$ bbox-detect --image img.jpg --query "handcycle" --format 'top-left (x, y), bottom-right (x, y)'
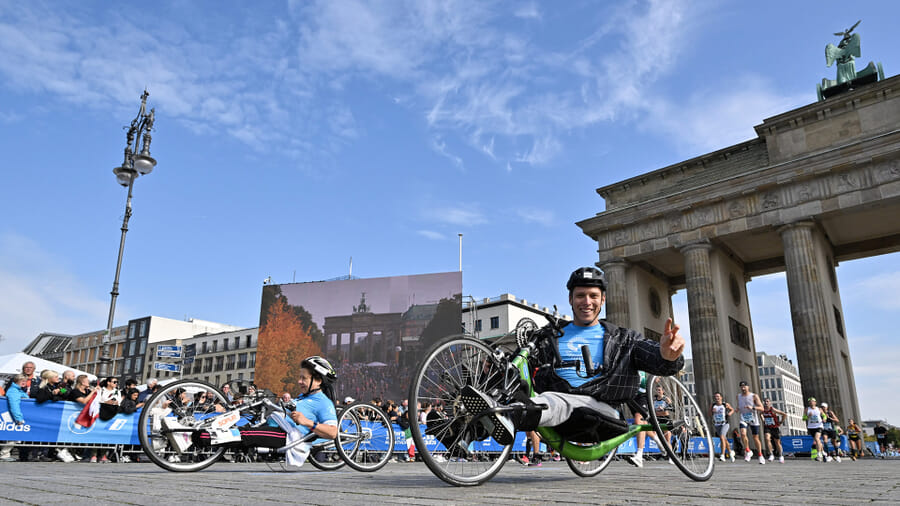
top-left (138, 379), bottom-right (394, 472)
top-left (408, 317), bottom-right (714, 486)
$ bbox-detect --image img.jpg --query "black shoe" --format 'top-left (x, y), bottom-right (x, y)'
top-left (459, 385), bottom-right (516, 445)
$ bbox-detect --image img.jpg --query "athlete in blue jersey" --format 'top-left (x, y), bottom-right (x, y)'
top-left (462, 267), bottom-right (685, 446)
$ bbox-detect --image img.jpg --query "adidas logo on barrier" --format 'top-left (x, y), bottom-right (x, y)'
top-left (0, 411), bottom-right (31, 432)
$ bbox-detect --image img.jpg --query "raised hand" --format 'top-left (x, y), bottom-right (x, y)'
top-left (660, 318), bottom-right (685, 362)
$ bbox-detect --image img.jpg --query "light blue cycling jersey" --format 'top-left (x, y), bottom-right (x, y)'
top-left (267, 390), bottom-right (337, 435)
top-left (555, 323), bottom-right (605, 388)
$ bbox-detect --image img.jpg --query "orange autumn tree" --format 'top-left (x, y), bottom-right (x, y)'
top-left (255, 297), bottom-right (322, 395)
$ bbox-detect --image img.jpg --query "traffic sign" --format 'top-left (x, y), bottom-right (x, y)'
top-left (157, 345), bottom-right (182, 353)
top-left (157, 350), bottom-right (182, 358)
top-left (183, 343), bottom-right (196, 358)
top-left (154, 362), bottom-right (181, 372)
top-left (183, 357), bottom-right (195, 365)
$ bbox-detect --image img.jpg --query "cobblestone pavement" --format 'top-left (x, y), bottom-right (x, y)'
top-left (0, 456), bottom-right (897, 505)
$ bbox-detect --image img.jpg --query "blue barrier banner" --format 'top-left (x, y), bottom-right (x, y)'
top-left (781, 435), bottom-right (848, 453)
top-left (1, 397), bottom-right (140, 445)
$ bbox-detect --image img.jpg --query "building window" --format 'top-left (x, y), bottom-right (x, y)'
top-left (139, 340), bottom-right (146, 354)
top-left (238, 372), bottom-right (244, 381)
top-left (139, 320), bottom-right (147, 337)
top-left (475, 320), bottom-right (482, 332)
top-left (234, 337), bottom-right (240, 349)
top-left (202, 342), bottom-right (208, 354)
top-left (246, 335), bottom-right (252, 348)
top-left (490, 316), bottom-right (500, 330)
top-left (212, 340), bottom-right (218, 352)
top-left (215, 356), bottom-right (224, 370)
top-left (249, 352), bottom-right (256, 368)
top-left (135, 357), bottom-right (142, 373)
top-left (834, 306), bottom-right (845, 338)
top-left (223, 339), bottom-right (229, 351)
top-left (129, 323), bottom-right (136, 338)
top-left (238, 353), bottom-right (248, 369)
top-left (226, 355), bottom-right (236, 369)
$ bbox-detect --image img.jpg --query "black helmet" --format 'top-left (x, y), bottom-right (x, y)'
top-left (566, 267), bottom-right (607, 292)
top-left (301, 356), bottom-right (337, 383)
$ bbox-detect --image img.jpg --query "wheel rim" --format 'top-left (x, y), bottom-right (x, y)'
top-left (409, 336), bottom-right (512, 486)
top-left (566, 446), bottom-right (616, 477)
top-left (337, 403), bottom-right (394, 472)
top-left (138, 380), bottom-right (228, 472)
top-left (648, 375), bottom-right (714, 480)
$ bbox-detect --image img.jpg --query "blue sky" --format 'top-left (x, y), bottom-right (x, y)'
top-left (1, 1), bottom-right (898, 422)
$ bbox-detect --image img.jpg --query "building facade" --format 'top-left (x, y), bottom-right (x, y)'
top-left (148, 327), bottom-right (258, 387)
top-left (462, 294), bottom-right (570, 340)
top-left (756, 352), bottom-right (805, 435)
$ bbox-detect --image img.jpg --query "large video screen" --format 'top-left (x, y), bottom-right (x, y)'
top-left (256, 272), bottom-right (462, 404)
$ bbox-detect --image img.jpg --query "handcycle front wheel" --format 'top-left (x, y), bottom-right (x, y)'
top-left (335, 401), bottom-right (395, 472)
top-left (409, 334), bottom-right (512, 486)
top-left (307, 406), bottom-right (346, 471)
top-left (566, 445), bottom-right (617, 477)
top-left (647, 374), bottom-right (714, 481)
top-left (138, 379), bottom-right (229, 472)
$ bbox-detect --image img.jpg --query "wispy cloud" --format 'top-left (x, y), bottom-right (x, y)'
top-left (0, 233), bottom-right (110, 354)
top-left (848, 271), bottom-right (900, 310)
top-left (417, 230), bottom-right (446, 241)
top-left (514, 3), bottom-right (542, 21)
top-left (515, 208), bottom-right (555, 227)
top-left (424, 204), bottom-right (487, 226)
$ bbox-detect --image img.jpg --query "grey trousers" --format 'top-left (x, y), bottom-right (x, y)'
top-left (532, 392), bottom-right (620, 427)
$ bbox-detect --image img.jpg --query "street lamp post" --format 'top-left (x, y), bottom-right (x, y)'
top-left (99, 91), bottom-right (157, 379)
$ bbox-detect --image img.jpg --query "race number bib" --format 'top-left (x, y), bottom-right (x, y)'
top-left (763, 414), bottom-right (775, 426)
top-left (713, 412), bottom-right (726, 424)
top-left (654, 400), bottom-right (667, 412)
top-left (808, 412), bottom-right (820, 424)
top-left (741, 411), bottom-right (754, 423)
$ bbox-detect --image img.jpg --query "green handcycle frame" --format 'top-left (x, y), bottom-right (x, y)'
top-left (409, 330), bottom-right (714, 486)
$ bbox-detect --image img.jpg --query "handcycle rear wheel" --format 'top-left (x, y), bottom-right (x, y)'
top-left (307, 407), bottom-right (346, 471)
top-left (647, 375), bottom-right (714, 481)
top-left (335, 401), bottom-right (395, 472)
top-left (566, 445), bottom-right (617, 477)
top-left (409, 334), bottom-right (512, 486)
top-left (138, 379), bottom-right (229, 472)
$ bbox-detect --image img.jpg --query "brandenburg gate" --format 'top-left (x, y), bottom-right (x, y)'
top-left (577, 74), bottom-right (900, 421)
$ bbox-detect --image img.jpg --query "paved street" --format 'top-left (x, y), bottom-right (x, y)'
top-left (1, 456), bottom-right (897, 505)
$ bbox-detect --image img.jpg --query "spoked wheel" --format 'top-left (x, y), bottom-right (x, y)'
top-left (138, 379), bottom-right (229, 472)
top-left (647, 375), bottom-right (714, 481)
top-left (336, 401), bottom-right (395, 472)
top-left (307, 407), bottom-right (346, 471)
top-left (566, 445), bottom-right (617, 477)
top-left (409, 334), bottom-right (513, 486)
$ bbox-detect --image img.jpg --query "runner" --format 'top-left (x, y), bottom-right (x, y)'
top-left (652, 383), bottom-right (676, 466)
top-left (820, 402), bottom-right (841, 463)
top-left (710, 392), bottom-right (735, 462)
top-left (803, 397), bottom-right (826, 462)
top-left (736, 381), bottom-right (765, 464)
top-left (845, 418), bottom-right (863, 461)
top-left (624, 371), bottom-right (664, 469)
top-left (873, 421), bottom-right (888, 458)
top-left (761, 398), bottom-right (786, 463)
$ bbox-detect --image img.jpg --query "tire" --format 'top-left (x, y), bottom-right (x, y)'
top-left (409, 334), bottom-right (512, 486)
top-left (336, 402), bottom-right (395, 472)
top-left (307, 407), bottom-right (347, 471)
top-left (647, 375), bottom-right (715, 481)
top-left (566, 445), bottom-right (617, 477)
top-left (138, 379), bottom-right (228, 472)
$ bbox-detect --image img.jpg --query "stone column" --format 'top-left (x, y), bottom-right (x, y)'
top-left (681, 241), bottom-right (723, 413)
top-left (601, 260), bottom-right (630, 327)
top-left (779, 222), bottom-right (840, 412)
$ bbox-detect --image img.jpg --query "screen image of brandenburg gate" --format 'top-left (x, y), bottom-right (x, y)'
top-left (577, 74), bottom-right (899, 423)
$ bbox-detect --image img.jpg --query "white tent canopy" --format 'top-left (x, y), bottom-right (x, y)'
top-left (0, 352), bottom-right (97, 382)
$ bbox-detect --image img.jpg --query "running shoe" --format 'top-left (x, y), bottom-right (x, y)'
top-left (730, 453), bottom-right (735, 463)
top-left (826, 455), bottom-right (834, 463)
top-left (744, 451), bottom-right (752, 462)
top-left (779, 456), bottom-right (785, 463)
top-left (758, 455), bottom-right (765, 465)
top-left (816, 455), bottom-right (823, 462)
top-left (835, 456), bottom-right (841, 463)
top-left (768, 454), bottom-right (774, 462)
top-left (624, 455), bottom-right (643, 468)
top-left (719, 454), bottom-right (726, 462)
top-left (90, 456), bottom-right (98, 463)
top-left (520, 456), bottom-right (530, 466)
top-left (552, 454), bottom-right (561, 462)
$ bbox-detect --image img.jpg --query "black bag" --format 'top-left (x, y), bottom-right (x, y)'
top-left (99, 403), bottom-right (119, 421)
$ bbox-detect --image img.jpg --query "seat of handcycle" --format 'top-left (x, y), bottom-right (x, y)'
top-left (550, 401), bottom-right (629, 444)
